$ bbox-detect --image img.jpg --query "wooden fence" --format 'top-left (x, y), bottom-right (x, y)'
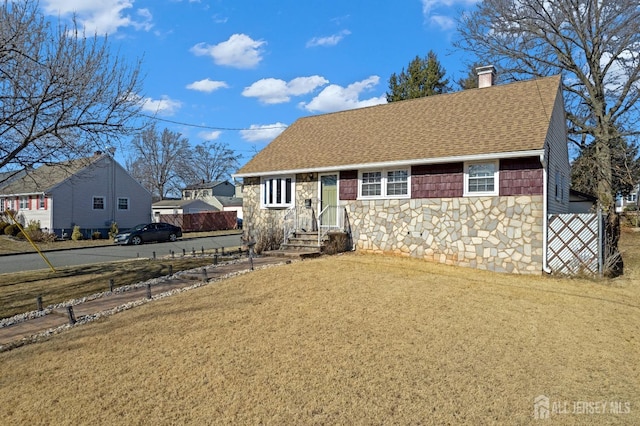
top-left (547, 213), bottom-right (603, 276)
top-left (159, 211), bottom-right (237, 232)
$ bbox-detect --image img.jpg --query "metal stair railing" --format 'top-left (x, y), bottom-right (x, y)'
top-left (317, 205), bottom-right (345, 246)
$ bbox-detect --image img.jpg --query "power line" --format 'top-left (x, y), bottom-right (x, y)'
top-left (138, 113), bottom-right (288, 131)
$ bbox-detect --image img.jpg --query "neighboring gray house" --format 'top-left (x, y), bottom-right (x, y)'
top-left (152, 199), bottom-right (218, 221)
top-left (234, 69), bottom-right (570, 274)
top-left (0, 152), bottom-right (152, 238)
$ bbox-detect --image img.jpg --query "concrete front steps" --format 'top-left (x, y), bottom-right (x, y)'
top-left (264, 231), bottom-right (324, 259)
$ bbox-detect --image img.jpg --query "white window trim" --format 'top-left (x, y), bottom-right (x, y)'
top-left (92, 195), bottom-right (106, 210)
top-left (38, 194), bottom-right (46, 210)
top-left (117, 197), bottom-right (129, 210)
top-left (463, 160), bottom-right (499, 197)
top-left (358, 168), bottom-right (411, 200)
top-left (261, 175), bottom-right (295, 209)
top-left (19, 196), bottom-right (29, 210)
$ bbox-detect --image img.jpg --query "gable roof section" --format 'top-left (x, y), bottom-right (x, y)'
top-left (236, 75), bottom-right (562, 177)
top-left (213, 195), bottom-right (243, 207)
top-left (152, 199), bottom-right (218, 210)
top-left (0, 156), bottom-right (99, 195)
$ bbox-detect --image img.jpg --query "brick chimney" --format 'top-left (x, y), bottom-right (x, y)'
top-left (476, 65), bottom-right (496, 88)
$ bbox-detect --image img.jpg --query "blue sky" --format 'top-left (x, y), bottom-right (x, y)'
top-left (41, 0), bottom-right (479, 170)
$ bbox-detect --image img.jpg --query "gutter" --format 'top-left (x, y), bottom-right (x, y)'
top-left (540, 150), bottom-right (552, 274)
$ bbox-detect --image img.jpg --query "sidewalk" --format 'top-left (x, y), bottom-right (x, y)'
top-left (0, 256), bottom-right (289, 351)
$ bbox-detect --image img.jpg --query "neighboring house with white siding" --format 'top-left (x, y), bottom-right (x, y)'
top-left (615, 184), bottom-right (640, 212)
top-left (0, 152), bottom-right (152, 238)
top-left (152, 199), bottom-right (218, 221)
top-left (181, 180), bottom-right (243, 219)
top-left (234, 68), bottom-right (570, 274)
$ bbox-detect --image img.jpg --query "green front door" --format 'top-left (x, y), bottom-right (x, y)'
top-left (320, 174), bottom-right (338, 226)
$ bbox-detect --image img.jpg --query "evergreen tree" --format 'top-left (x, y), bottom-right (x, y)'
top-left (386, 51), bottom-right (449, 102)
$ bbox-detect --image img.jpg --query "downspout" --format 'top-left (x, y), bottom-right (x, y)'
top-left (541, 150), bottom-right (552, 274)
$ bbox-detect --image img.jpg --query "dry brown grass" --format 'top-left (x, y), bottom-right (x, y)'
top-left (0, 257), bottom-right (225, 319)
top-left (0, 232), bottom-right (638, 424)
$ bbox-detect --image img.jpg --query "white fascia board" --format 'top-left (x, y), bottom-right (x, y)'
top-left (233, 149), bottom-right (546, 178)
top-left (0, 191), bottom-right (46, 197)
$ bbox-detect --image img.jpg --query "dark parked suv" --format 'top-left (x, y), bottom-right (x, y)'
top-left (114, 222), bottom-right (182, 245)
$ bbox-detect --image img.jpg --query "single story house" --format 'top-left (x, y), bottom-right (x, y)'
top-left (152, 199), bottom-right (218, 221)
top-left (0, 152), bottom-right (152, 238)
top-left (569, 189), bottom-right (598, 213)
top-left (234, 67), bottom-right (570, 274)
top-left (206, 195), bottom-right (243, 219)
top-left (182, 180), bottom-right (236, 200)
top-left (181, 180), bottom-right (243, 219)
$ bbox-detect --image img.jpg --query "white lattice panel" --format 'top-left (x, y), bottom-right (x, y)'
top-left (547, 214), bottom-right (601, 275)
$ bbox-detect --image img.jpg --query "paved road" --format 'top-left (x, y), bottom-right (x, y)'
top-left (0, 233), bottom-right (245, 274)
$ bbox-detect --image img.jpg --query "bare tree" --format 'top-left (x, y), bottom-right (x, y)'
top-left (178, 141), bottom-right (242, 185)
top-left (0, 0), bottom-right (143, 179)
top-left (127, 124), bottom-right (190, 200)
top-left (456, 0), bottom-right (640, 276)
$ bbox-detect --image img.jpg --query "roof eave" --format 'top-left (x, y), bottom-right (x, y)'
top-left (233, 149), bottom-right (546, 178)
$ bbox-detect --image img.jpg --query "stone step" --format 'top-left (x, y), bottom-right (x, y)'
top-left (280, 242), bottom-right (324, 252)
top-left (263, 249), bottom-right (322, 259)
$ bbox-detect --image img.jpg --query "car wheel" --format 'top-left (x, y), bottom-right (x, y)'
top-left (131, 236), bottom-right (143, 245)
top-left (168, 233), bottom-right (177, 242)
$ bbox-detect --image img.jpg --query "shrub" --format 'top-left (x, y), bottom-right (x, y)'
top-left (25, 220), bottom-right (40, 232)
top-left (4, 224), bottom-right (18, 236)
top-left (108, 222), bottom-right (118, 239)
top-left (0, 221), bottom-right (8, 233)
top-left (252, 213), bottom-right (283, 254)
top-left (71, 225), bottom-right (83, 241)
top-left (92, 231), bottom-right (102, 240)
top-left (16, 230), bottom-right (26, 240)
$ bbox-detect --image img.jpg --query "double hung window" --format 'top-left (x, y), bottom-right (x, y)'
top-left (359, 169), bottom-right (409, 199)
top-left (118, 198), bottom-right (129, 210)
top-left (464, 161), bottom-right (498, 196)
top-left (93, 196), bottom-right (105, 210)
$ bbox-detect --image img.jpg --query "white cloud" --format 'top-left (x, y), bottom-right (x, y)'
top-left (186, 78), bottom-right (229, 93)
top-left (242, 76), bottom-right (328, 104)
top-left (191, 34), bottom-right (266, 69)
top-left (430, 15), bottom-right (456, 30)
top-left (421, 0), bottom-right (479, 15)
top-left (198, 130), bottom-right (222, 141)
top-left (421, 0), bottom-right (478, 29)
top-left (300, 76), bottom-right (387, 113)
top-left (140, 95), bottom-right (182, 116)
top-left (306, 30), bottom-right (351, 48)
top-left (42, 0), bottom-right (153, 35)
top-left (240, 123), bottom-right (288, 142)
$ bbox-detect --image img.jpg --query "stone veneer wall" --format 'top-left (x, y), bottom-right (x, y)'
top-left (345, 195), bottom-right (544, 274)
top-left (242, 174), bottom-right (318, 241)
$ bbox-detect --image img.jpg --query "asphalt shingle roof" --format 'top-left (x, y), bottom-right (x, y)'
top-left (0, 157), bottom-right (99, 195)
top-left (237, 75), bottom-right (562, 176)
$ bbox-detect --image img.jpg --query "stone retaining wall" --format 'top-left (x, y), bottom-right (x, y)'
top-left (345, 195), bottom-right (544, 274)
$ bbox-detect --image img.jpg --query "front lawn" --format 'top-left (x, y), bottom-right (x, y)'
top-left (0, 231), bottom-right (638, 424)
